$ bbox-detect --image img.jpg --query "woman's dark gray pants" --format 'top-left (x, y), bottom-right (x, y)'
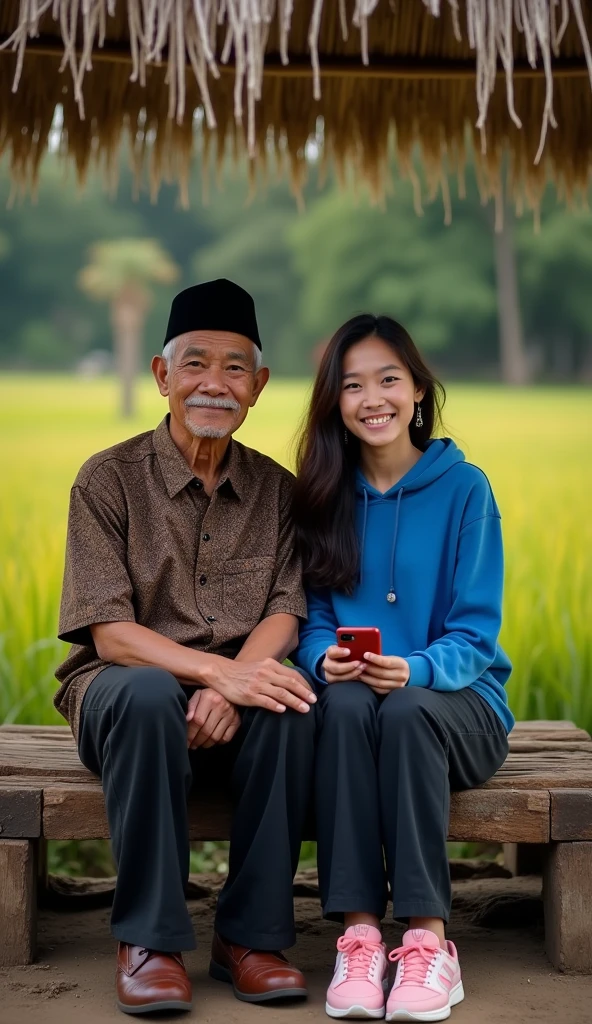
top-left (78, 665), bottom-right (317, 952)
top-left (315, 682), bottom-right (508, 924)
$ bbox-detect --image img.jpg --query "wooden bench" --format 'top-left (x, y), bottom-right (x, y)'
top-left (1, 720), bottom-right (592, 972)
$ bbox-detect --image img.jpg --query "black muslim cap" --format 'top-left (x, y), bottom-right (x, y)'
top-left (164, 279), bottom-right (262, 350)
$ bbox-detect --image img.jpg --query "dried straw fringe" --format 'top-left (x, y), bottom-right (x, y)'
top-left (2, 49), bottom-right (591, 218)
top-left (1, 0), bottom-right (592, 160)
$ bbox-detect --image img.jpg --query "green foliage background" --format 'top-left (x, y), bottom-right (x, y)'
top-left (1, 156), bottom-right (591, 379)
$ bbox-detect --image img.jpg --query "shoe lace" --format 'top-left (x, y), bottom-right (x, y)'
top-left (388, 942), bottom-right (436, 985)
top-left (337, 935), bottom-right (381, 979)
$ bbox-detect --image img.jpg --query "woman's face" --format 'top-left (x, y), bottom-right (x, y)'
top-left (339, 335), bottom-right (425, 448)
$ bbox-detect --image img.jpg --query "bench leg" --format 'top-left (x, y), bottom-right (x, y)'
top-left (544, 841), bottom-right (592, 973)
top-left (503, 842), bottom-right (545, 875)
top-left (37, 838), bottom-right (48, 894)
top-left (0, 839), bottom-right (38, 966)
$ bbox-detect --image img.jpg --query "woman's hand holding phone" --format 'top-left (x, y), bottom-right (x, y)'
top-left (322, 646), bottom-right (366, 683)
top-left (325, 627), bottom-right (410, 692)
top-left (359, 653), bottom-right (410, 695)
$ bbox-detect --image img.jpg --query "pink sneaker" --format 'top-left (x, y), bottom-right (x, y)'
top-left (326, 924), bottom-right (388, 1019)
top-left (385, 929), bottom-right (464, 1022)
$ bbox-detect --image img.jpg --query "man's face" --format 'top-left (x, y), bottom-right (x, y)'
top-left (152, 331), bottom-right (269, 440)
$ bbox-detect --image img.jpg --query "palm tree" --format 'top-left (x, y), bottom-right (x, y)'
top-left (78, 239), bottom-right (179, 417)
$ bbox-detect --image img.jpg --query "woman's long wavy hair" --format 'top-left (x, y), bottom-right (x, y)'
top-left (292, 314), bottom-right (446, 594)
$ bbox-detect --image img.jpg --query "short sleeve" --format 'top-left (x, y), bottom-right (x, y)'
top-left (262, 473), bottom-right (307, 620)
top-left (58, 482), bottom-right (136, 647)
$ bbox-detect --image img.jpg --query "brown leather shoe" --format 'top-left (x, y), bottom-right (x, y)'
top-left (116, 942), bottom-right (193, 1014)
top-left (209, 932), bottom-right (307, 1003)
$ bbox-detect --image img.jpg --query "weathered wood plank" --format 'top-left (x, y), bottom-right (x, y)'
top-left (2, 721), bottom-right (589, 748)
top-left (2, 722), bottom-right (590, 788)
top-left (511, 721), bottom-right (583, 732)
top-left (0, 722), bottom-right (588, 851)
top-left (42, 786), bottom-right (235, 841)
top-left (41, 784), bottom-right (550, 843)
top-left (484, 747), bottom-right (592, 789)
top-left (510, 730), bottom-right (591, 745)
top-left (0, 786), bottom-right (42, 838)
top-left (7, 741), bottom-right (591, 785)
top-left (0, 725), bottom-right (72, 737)
top-left (449, 790), bottom-right (550, 843)
top-left (0, 749), bottom-right (95, 782)
top-left (485, 771), bottom-right (592, 790)
top-left (508, 741), bottom-right (592, 753)
top-left (544, 842), bottom-right (592, 973)
top-left (551, 790), bottom-right (592, 841)
top-left (0, 839), bottom-right (37, 966)
top-left (2, 720), bottom-right (588, 739)
top-left (43, 785), bottom-right (107, 839)
top-left (0, 773), bottom-right (98, 789)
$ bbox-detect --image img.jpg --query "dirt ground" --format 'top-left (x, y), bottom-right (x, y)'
top-left (1, 875), bottom-right (590, 1024)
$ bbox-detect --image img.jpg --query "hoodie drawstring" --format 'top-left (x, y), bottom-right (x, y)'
top-left (360, 485), bottom-right (404, 603)
top-left (359, 488), bottom-right (369, 588)
top-left (387, 487), bottom-right (404, 603)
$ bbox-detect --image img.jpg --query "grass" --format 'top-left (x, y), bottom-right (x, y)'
top-left (1, 374), bottom-right (590, 875)
top-left (1, 374), bottom-right (591, 732)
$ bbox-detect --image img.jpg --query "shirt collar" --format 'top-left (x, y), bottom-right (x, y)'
top-left (217, 437), bottom-right (243, 501)
top-left (153, 416), bottom-right (242, 501)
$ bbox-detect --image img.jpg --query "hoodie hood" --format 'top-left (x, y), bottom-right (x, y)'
top-left (355, 438), bottom-right (465, 500)
top-left (355, 439), bottom-right (465, 602)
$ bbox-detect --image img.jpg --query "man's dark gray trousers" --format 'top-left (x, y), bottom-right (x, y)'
top-left (78, 665), bottom-right (318, 952)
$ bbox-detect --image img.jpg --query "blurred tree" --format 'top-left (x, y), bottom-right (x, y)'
top-left (493, 207), bottom-right (530, 385)
top-left (287, 180), bottom-right (498, 373)
top-left (78, 239), bottom-right (179, 416)
top-left (192, 177), bottom-right (306, 375)
top-left (108, 170), bottom-right (217, 360)
top-left (517, 204), bottom-right (592, 381)
top-left (0, 163), bottom-right (144, 367)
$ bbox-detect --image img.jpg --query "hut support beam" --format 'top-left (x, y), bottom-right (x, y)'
top-left (1, 41), bottom-right (591, 80)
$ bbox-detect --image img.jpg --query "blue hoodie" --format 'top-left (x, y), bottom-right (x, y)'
top-left (294, 438), bottom-right (514, 733)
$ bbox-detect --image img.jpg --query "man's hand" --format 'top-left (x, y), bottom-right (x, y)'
top-left (359, 652), bottom-right (410, 695)
top-left (186, 689), bottom-right (241, 749)
top-left (207, 656), bottom-right (317, 714)
top-left (322, 645), bottom-right (366, 684)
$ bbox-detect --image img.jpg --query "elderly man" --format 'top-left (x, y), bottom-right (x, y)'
top-left (55, 280), bottom-right (318, 1016)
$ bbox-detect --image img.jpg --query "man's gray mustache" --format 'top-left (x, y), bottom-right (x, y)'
top-left (185, 397), bottom-right (240, 412)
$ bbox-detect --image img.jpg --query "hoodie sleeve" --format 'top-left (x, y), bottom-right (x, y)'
top-left (293, 587), bottom-right (338, 687)
top-left (406, 509), bottom-right (505, 691)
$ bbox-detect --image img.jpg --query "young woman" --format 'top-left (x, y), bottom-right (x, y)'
top-left (292, 315), bottom-right (513, 1023)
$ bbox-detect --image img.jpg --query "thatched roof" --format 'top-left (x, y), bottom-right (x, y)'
top-left (1, 1), bottom-right (591, 215)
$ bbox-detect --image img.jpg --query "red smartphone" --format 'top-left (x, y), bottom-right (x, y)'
top-left (336, 627), bottom-right (382, 664)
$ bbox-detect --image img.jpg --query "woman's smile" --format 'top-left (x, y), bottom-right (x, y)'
top-left (360, 412), bottom-right (396, 429)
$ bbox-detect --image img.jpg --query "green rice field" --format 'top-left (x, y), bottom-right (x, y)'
top-left (1, 375), bottom-right (591, 734)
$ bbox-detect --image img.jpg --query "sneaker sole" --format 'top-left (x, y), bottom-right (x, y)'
top-left (209, 959), bottom-right (308, 1003)
top-left (325, 1002), bottom-right (385, 1019)
top-left (117, 999), bottom-right (192, 1014)
top-left (385, 981), bottom-right (464, 1022)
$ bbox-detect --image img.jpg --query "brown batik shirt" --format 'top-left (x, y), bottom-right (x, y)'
top-left (55, 415), bottom-right (307, 739)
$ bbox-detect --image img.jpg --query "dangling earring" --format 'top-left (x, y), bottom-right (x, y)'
top-left (415, 403), bottom-right (423, 429)
top-left (344, 428), bottom-right (349, 445)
